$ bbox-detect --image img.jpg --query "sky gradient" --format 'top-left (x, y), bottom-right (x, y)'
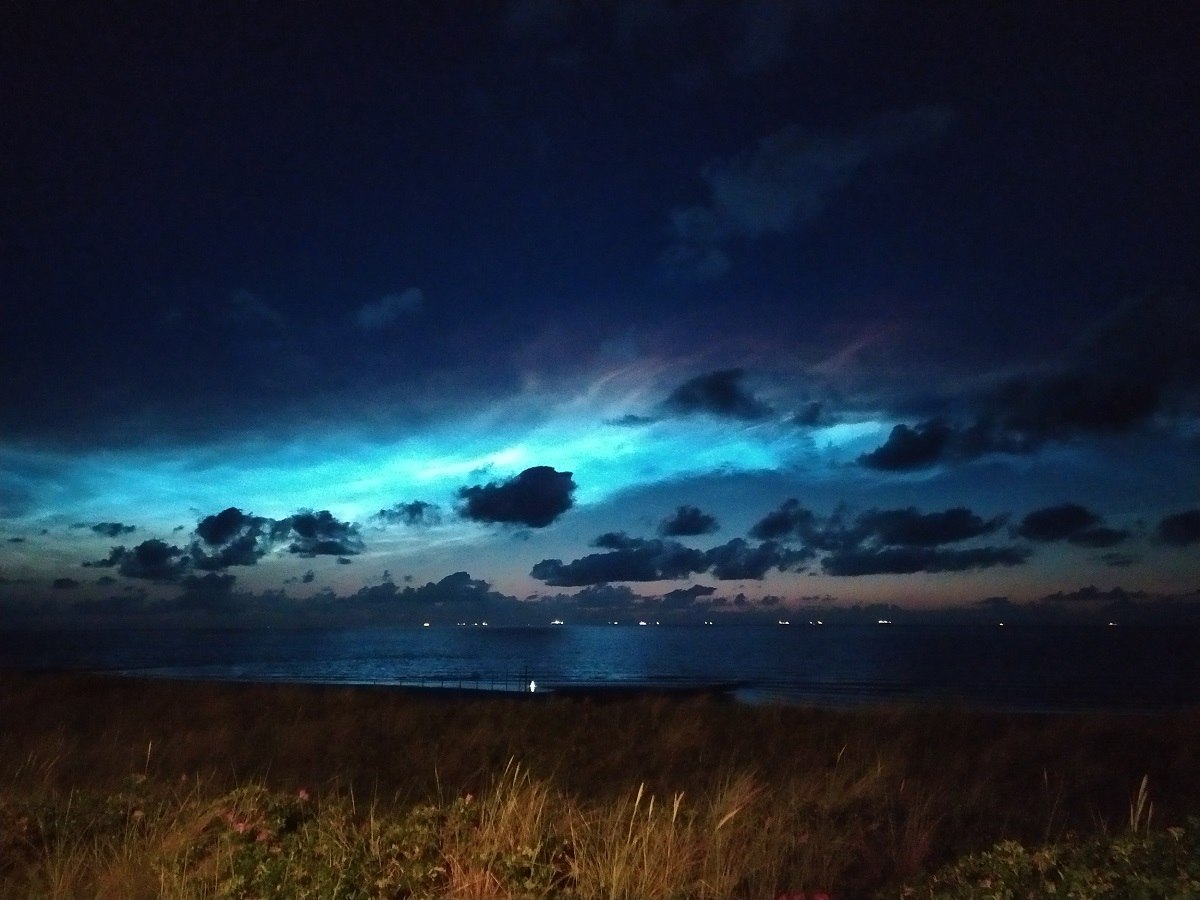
top-left (3, 1), bottom-right (1199, 626)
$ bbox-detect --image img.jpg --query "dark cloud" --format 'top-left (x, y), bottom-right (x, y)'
top-left (172, 572), bottom-right (239, 613)
top-left (704, 538), bottom-right (810, 580)
top-left (860, 291), bottom-right (1200, 470)
top-left (191, 506), bottom-right (273, 570)
top-left (457, 466), bottom-right (575, 528)
top-left (530, 582), bottom-right (726, 621)
top-left (353, 571), bottom-right (509, 611)
top-left (1155, 509), bottom-right (1200, 547)
top-left (660, 584), bottom-right (717, 608)
top-left (1038, 585), bottom-right (1148, 605)
top-left (860, 379), bottom-right (1160, 470)
top-left (91, 522), bottom-right (136, 537)
top-left (664, 369), bottom-right (771, 420)
top-left (590, 531), bottom-right (641, 550)
top-left (990, 373), bottom-right (1159, 438)
top-left (348, 581), bottom-right (396, 605)
top-left (52, 577), bottom-right (79, 589)
top-left (82, 546), bottom-right (125, 568)
top-left (749, 500), bottom-right (1027, 577)
top-left (753, 501), bottom-right (1003, 551)
top-left (658, 504), bottom-right (719, 536)
top-left (190, 532), bottom-right (267, 569)
top-left (195, 507), bottom-right (263, 546)
top-left (410, 571), bottom-right (497, 605)
top-left (1080, 289), bottom-right (1200, 398)
top-left (859, 419), bottom-right (955, 471)
top-left (1100, 552), bottom-right (1136, 568)
top-left (531, 535), bottom-right (706, 586)
top-left (749, 499), bottom-right (819, 542)
top-left (279, 509), bottom-right (364, 557)
top-left (1015, 503), bottom-right (1127, 547)
top-left (532, 530), bottom-right (809, 586)
top-left (116, 539), bottom-right (189, 582)
top-left (878, 415), bottom-right (1037, 471)
top-left (1016, 503), bottom-right (1099, 541)
top-left (186, 505), bottom-right (366, 568)
top-left (1028, 586), bottom-right (1200, 624)
top-left (823, 545), bottom-right (1030, 576)
top-left (791, 401), bottom-right (826, 427)
top-left (856, 507), bottom-right (1005, 547)
top-left (564, 583), bottom-right (643, 612)
top-left (373, 500), bottom-right (441, 526)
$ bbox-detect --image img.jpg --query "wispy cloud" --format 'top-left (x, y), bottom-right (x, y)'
top-left (354, 288), bottom-right (423, 331)
top-left (664, 107), bottom-right (953, 278)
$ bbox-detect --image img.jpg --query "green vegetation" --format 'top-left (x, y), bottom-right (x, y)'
top-left (2, 672), bottom-right (1198, 898)
top-left (903, 820), bottom-right (1200, 899)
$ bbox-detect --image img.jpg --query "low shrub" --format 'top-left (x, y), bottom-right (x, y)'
top-left (901, 818), bottom-right (1200, 900)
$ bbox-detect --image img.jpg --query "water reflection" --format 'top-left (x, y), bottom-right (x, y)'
top-left (2, 623), bottom-right (1198, 712)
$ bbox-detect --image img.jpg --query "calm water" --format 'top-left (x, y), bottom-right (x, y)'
top-left (3, 623), bottom-right (1199, 713)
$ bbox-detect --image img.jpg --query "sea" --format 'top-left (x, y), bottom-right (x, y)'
top-left (2, 623), bottom-right (1199, 713)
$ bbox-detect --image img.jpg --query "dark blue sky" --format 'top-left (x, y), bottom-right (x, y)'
top-left (2, 1), bottom-right (1198, 625)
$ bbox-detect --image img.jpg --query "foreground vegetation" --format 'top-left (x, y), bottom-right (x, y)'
top-left (2, 672), bottom-right (1199, 897)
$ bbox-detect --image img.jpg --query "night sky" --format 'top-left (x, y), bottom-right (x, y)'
top-left (3, 2), bottom-right (1199, 626)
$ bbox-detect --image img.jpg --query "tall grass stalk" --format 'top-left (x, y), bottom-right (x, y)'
top-left (442, 757), bottom-right (564, 898)
top-left (1129, 773), bottom-right (1153, 833)
top-left (569, 780), bottom-right (697, 899)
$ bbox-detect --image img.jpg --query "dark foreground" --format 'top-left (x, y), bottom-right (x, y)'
top-left (2, 671), bottom-right (1199, 897)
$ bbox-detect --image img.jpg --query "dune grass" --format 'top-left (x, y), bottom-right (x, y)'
top-left (1, 671), bottom-right (1198, 897)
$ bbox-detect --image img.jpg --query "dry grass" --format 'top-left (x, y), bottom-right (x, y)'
top-left (2, 671), bottom-right (1199, 897)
